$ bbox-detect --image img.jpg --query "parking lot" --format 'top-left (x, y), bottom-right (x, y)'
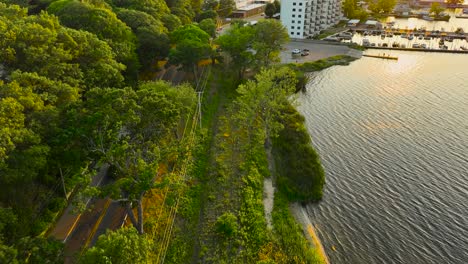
top-left (280, 40), bottom-right (362, 63)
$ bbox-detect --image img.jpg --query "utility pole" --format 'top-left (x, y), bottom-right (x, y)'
top-left (59, 167), bottom-right (68, 201)
top-left (196, 91), bottom-right (203, 129)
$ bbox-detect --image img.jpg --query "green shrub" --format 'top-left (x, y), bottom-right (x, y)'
top-left (273, 104), bottom-right (325, 202)
top-left (270, 192), bottom-right (323, 263)
top-left (215, 212), bottom-right (238, 238)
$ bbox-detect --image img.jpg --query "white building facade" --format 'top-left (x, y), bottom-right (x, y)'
top-left (281, 0), bottom-right (342, 39)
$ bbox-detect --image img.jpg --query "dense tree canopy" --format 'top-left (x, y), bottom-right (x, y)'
top-left (0, 2), bottom-right (198, 261)
top-left (217, 0), bottom-right (235, 18)
top-left (216, 23), bottom-right (254, 77)
top-left (265, 3), bottom-right (276, 18)
top-left (253, 19), bottom-right (289, 67)
top-left (80, 228), bottom-right (152, 264)
top-left (48, 0), bottom-right (139, 81)
top-left (198, 18), bottom-right (216, 37)
top-left (0, 7), bottom-right (126, 238)
top-left (111, 0), bottom-right (170, 18)
top-left (368, 0), bottom-right (396, 14)
top-left (168, 24), bottom-right (211, 78)
top-left (79, 81), bottom-right (196, 233)
top-left (116, 8), bottom-right (170, 68)
top-left (234, 67), bottom-right (297, 143)
top-left (0, 4), bottom-right (124, 89)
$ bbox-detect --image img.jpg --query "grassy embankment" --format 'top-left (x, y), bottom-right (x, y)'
top-left (162, 69), bottom-right (226, 263)
top-left (162, 66), bottom-right (325, 263)
top-left (163, 56), bottom-right (358, 263)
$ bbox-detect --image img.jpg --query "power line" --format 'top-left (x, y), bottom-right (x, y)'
top-left (156, 66), bottom-right (211, 263)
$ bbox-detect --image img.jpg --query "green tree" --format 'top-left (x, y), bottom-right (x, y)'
top-left (369, 0), bottom-right (396, 14)
top-left (234, 67), bottom-right (297, 145)
top-left (196, 9), bottom-right (217, 21)
top-left (190, 0), bottom-right (203, 14)
top-left (203, 0), bottom-right (219, 11)
top-left (430, 2), bottom-right (444, 16)
top-left (116, 8), bottom-right (167, 33)
top-left (199, 18), bottom-right (216, 37)
top-left (218, 0), bottom-right (235, 18)
top-left (15, 236), bottom-right (64, 264)
top-left (0, 233), bottom-right (64, 264)
top-left (216, 23), bottom-right (254, 78)
top-left (273, 0), bottom-right (280, 12)
top-left (80, 228), bottom-right (151, 264)
top-left (50, 0), bottom-right (139, 82)
top-left (252, 19), bottom-right (289, 67)
top-left (169, 0), bottom-right (196, 24)
top-left (170, 23), bottom-right (210, 43)
top-left (136, 27), bottom-right (170, 68)
top-left (0, 4), bottom-right (125, 244)
top-left (0, 207), bottom-right (18, 243)
top-left (343, 0), bottom-right (368, 20)
top-left (0, 242), bottom-right (17, 264)
top-left (343, 0), bottom-right (357, 17)
top-left (0, 0), bottom-right (28, 7)
top-left (264, 3), bottom-right (276, 18)
top-left (116, 9), bottom-right (170, 69)
top-left (111, 0), bottom-right (170, 18)
top-left (81, 82), bottom-right (196, 234)
top-left (161, 13), bottom-right (182, 31)
top-left (169, 24), bottom-right (211, 80)
top-left (0, 9), bottom-right (124, 89)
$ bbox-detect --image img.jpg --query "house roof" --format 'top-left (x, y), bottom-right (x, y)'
top-left (365, 20), bottom-right (379, 25)
top-left (238, 3), bottom-right (264, 11)
top-left (348, 19), bottom-right (360, 24)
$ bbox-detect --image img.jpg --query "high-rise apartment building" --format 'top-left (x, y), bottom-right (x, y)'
top-left (281, 0), bottom-right (342, 39)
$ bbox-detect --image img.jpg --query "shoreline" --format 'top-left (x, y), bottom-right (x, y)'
top-left (281, 56), bottom-right (361, 264)
top-left (290, 203), bottom-right (331, 264)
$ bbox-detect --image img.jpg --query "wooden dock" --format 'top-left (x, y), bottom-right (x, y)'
top-left (351, 27), bottom-right (468, 40)
top-left (365, 46), bottom-right (468, 54)
top-left (363, 54), bottom-right (398, 60)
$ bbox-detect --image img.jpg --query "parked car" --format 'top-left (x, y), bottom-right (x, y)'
top-left (301, 51), bottom-right (309, 56)
top-left (292, 48), bottom-right (301, 54)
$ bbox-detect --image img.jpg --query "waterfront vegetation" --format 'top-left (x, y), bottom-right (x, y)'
top-left (0, 1), bottom-right (330, 263)
top-left (288, 55), bottom-right (357, 72)
top-left (273, 105), bottom-right (325, 202)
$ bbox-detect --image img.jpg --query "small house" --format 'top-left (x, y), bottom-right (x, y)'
top-left (365, 20), bottom-right (382, 29)
top-left (347, 19), bottom-right (360, 27)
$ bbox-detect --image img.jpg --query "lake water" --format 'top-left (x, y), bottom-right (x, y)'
top-left (299, 52), bottom-right (468, 264)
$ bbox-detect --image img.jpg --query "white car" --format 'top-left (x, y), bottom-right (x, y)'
top-left (292, 49), bottom-right (301, 54)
